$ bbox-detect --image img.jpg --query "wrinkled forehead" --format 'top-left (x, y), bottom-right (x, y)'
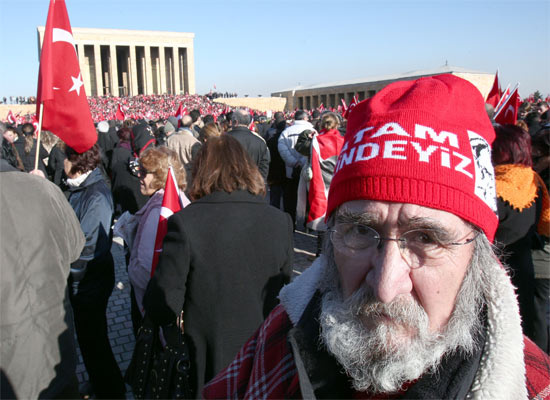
top-left (335, 200), bottom-right (472, 232)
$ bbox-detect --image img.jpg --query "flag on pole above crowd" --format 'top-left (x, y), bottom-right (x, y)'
top-left (115, 104), bottom-right (125, 120)
top-left (494, 84), bottom-right (520, 125)
top-left (36, 0), bottom-right (96, 153)
top-left (493, 83), bottom-right (511, 115)
top-left (151, 166), bottom-right (183, 277)
top-left (343, 94), bottom-right (359, 119)
top-left (6, 110), bottom-right (16, 125)
top-left (175, 103), bottom-right (187, 127)
top-left (486, 70), bottom-right (502, 108)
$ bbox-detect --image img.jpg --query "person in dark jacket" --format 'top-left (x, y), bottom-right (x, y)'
top-left (64, 143), bottom-right (126, 399)
top-left (266, 118), bottom-right (288, 209)
top-left (111, 123), bottom-right (155, 216)
top-left (226, 108), bottom-right (270, 182)
top-left (531, 126), bottom-right (550, 353)
top-left (144, 135), bottom-right (293, 396)
top-left (492, 124), bottom-right (550, 344)
top-left (13, 123), bottom-right (48, 174)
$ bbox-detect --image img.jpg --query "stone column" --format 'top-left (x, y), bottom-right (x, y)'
top-left (186, 44), bottom-right (196, 94)
top-left (172, 47), bottom-right (181, 95)
top-left (144, 46), bottom-right (153, 95)
top-left (77, 43), bottom-right (91, 96)
top-left (93, 44), bottom-right (103, 96)
top-left (158, 46), bottom-right (166, 94)
top-left (109, 45), bottom-right (119, 96)
top-left (129, 45), bottom-right (138, 96)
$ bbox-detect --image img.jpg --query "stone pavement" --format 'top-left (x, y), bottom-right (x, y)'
top-left (75, 227), bottom-right (319, 398)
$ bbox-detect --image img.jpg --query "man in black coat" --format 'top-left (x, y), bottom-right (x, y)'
top-left (227, 109), bottom-right (270, 181)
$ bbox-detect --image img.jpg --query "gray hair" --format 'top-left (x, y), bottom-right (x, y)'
top-left (231, 109), bottom-right (251, 127)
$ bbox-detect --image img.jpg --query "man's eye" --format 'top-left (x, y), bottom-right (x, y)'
top-left (351, 225), bottom-right (373, 237)
top-left (405, 230), bottom-right (439, 245)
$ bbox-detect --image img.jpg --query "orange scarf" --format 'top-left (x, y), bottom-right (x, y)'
top-left (495, 164), bottom-right (550, 237)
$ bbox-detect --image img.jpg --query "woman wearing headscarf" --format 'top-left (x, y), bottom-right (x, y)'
top-left (144, 135), bottom-right (293, 396)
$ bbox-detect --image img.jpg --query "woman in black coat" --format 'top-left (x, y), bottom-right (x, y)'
top-left (144, 135), bottom-right (294, 396)
top-left (493, 124), bottom-right (550, 345)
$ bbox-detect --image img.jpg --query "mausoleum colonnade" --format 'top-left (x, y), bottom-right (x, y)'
top-left (37, 27), bottom-right (196, 97)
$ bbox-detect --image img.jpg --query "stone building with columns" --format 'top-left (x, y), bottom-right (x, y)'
top-left (271, 65), bottom-right (494, 111)
top-left (37, 27), bottom-right (196, 97)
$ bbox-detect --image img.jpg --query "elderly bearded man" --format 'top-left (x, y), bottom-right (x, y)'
top-left (203, 75), bottom-right (550, 399)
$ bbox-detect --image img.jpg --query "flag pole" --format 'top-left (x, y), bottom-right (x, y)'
top-left (493, 83), bottom-right (511, 116)
top-left (494, 83), bottom-right (520, 120)
top-left (33, 102), bottom-right (45, 171)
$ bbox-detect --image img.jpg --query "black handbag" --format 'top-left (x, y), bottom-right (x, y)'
top-left (125, 313), bottom-right (194, 399)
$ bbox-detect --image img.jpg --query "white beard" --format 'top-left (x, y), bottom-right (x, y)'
top-left (319, 242), bottom-right (485, 394)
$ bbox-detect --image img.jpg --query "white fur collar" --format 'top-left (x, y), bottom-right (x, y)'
top-left (279, 256), bottom-right (527, 399)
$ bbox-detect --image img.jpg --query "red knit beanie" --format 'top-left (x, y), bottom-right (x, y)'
top-left (327, 74), bottom-right (498, 241)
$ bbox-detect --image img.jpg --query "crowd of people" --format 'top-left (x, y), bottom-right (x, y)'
top-left (1, 77), bottom-right (549, 399)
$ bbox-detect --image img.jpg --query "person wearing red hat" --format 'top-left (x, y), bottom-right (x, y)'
top-left (202, 74), bottom-right (550, 399)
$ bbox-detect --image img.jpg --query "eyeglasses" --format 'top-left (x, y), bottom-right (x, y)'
top-left (137, 166), bottom-right (150, 178)
top-left (329, 223), bottom-right (478, 269)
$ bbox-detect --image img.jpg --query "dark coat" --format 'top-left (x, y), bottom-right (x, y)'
top-left (144, 190), bottom-right (293, 396)
top-left (46, 144), bottom-right (67, 189)
top-left (495, 166), bottom-right (546, 339)
top-left (67, 168), bottom-right (115, 287)
top-left (110, 145), bottom-right (149, 215)
top-left (227, 126), bottom-right (270, 181)
top-left (495, 187), bottom-right (543, 340)
top-left (13, 137), bottom-right (48, 174)
top-left (266, 130), bottom-right (286, 186)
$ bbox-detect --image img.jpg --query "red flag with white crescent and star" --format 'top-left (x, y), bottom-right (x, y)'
top-left (36, 0), bottom-right (96, 153)
top-left (494, 86), bottom-right (519, 125)
top-left (6, 110), bottom-right (16, 125)
top-left (151, 166), bottom-right (183, 277)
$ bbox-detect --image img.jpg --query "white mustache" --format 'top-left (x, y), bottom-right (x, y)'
top-left (345, 284), bottom-right (429, 329)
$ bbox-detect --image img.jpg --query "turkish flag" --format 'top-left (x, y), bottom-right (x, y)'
top-left (151, 167), bottom-right (183, 277)
top-left (343, 95), bottom-right (359, 119)
top-left (486, 70), bottom-right (501, 108)
top-left (6, 110), bottom-right (15, 125)
top-left (175, 104), bottom-right (187, 128)
top-left (494, 87), bottom-right (519, 125)
top-left (36, 0), bottom-right (96, 153)
top-left (31, 115), bottom-right (40, 137)
top-left (115, 104), bottom-right (125, 120)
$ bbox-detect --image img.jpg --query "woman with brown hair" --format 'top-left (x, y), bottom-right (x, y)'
top-left (199, 121), bottom-right (222, 143)
top-left (13, 123), bottom-right (48, 174)
top-left (63, 143), bottom-right (126, 398)
top-left (127, 146), bottom-right (190, 332)
top-left (144, 135), bottom-right (293, 396)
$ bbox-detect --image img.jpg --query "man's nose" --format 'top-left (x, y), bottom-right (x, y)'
top-left (365, 240), bottom-right (413, 304)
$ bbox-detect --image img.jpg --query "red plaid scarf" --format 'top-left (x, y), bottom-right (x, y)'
top-left (202, 305), bottom-right (300, 399)
top-left (203, 307), bottom-right (550, 399)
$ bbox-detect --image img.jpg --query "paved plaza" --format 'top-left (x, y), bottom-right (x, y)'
top-left (75, 227), bottom-right (318, 398)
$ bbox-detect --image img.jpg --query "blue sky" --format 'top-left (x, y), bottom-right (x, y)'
top-left (0, 0), bottom-right (548, 98)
